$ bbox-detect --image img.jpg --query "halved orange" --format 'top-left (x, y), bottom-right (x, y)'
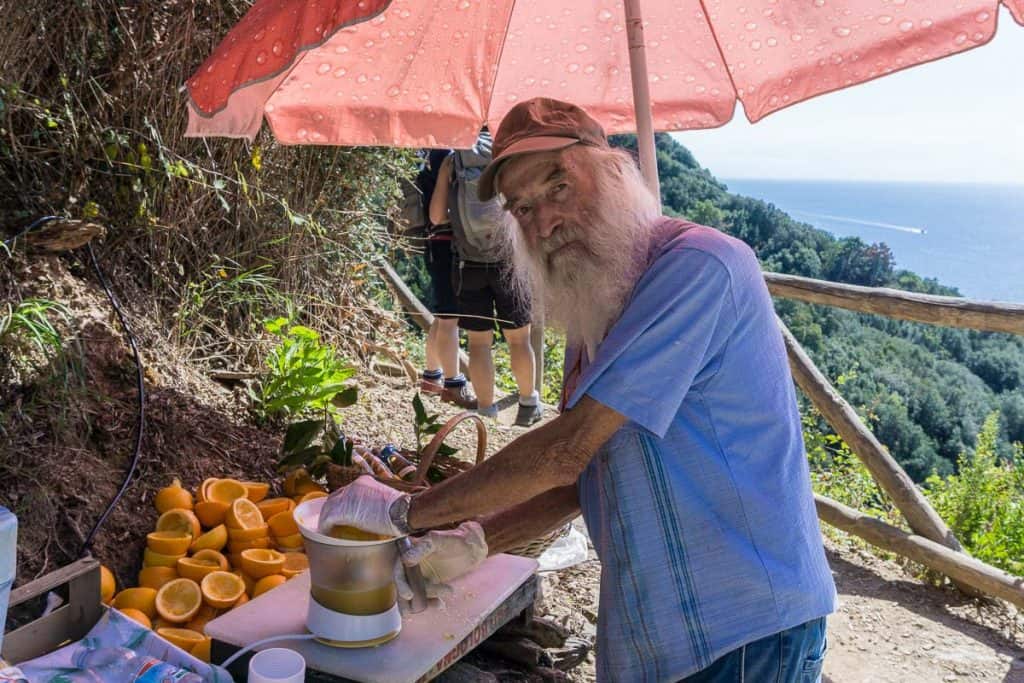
top-left (155, 578), bottom-right (202, 624)
top-left (298, 490), bottom-right (328, 504)
top-left (112, 587), bottom-right (158, 619)
top-left (119, 607), bottom-right (152, 629)
top-left (138, 566), bottom-right (178, 591)
top-left (234, 592), bottom-right (250, 607)
top-left (252, 574), bottom-right (287, 598)
top-left (192, 549), bottom-right (230, 570)
top-left (177, 557), bottom-right (223, 583)
top-left (156, 627), bottom-right (206, 652)
top-left (243, 481), bottom-right (270, 503)
top-left (267, 509), bottom-right (299, 538)
top-left (100, 565), bottom-right (116, 604)
top-left (196, 477), bottom-right (219, 503)
top-left (155, 509), bottom-right (201, 540)
top-left (147, 530), bottom-right (192, 556)
top-left (226, 498), bottom-right (264, 530)
top-left (143, 548), bottom-right (186, 569)
top-left (273, 533), bottom-right (305, 551)
top-left (200, 571), bottom-right (246, 609)
top-left (190, 524), bottom-right (228, 553)
top-left (239, 549), bottom-right (286, 579)
top-left (154, 478), bottom-right (194, 513)
top-left (232, 570), bottom-right (255, 596)
top-left (191, 636), bottom-right (212, 662)
top-left (227, 524), bottom-right (270, 542)
top-left (228, 536), bottom-right (272, 553)
top-left (194, 501), bottom-right (229, 528)
top-left (256, 497), bottom-right (294, 519)
top-left (185, 604), bottom-right (220, 633)
top-left (205, 479), bottom-right (248, 505)
top-left (228, 553), bottom-right (244, 570)
top-left (281, 552), bottom-right (309, 579)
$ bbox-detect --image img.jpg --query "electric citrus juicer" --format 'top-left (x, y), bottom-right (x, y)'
top-left (294, 496), bottom-right (425, 648)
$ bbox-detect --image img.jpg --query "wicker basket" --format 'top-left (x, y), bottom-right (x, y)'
top-left (325, 411), bottom-right (567, 559)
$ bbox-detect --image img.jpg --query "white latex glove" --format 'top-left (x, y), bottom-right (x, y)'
top-left (317, 475), bottom-right (409, 537)
top-left (393, 521), bottom-right (488, 603)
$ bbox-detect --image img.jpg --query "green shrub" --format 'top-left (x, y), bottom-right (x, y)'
top-left (255, 317), bottom-right (357, 419)
top-left (925, 412), bottom-right (1024, 575)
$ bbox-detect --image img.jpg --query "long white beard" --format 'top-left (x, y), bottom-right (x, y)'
top-left (506, 157), bottom-right (660, 356)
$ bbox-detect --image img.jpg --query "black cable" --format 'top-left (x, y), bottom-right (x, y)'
top-left (80, 242), bottom-right (146, 557)
top-left (2, 215), bottom-right (61, 249)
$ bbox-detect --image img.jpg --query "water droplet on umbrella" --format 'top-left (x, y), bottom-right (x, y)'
top-left (954, 32), bottom-right (968, 44)
top-left (791, 33), bottom-right (802, 42)
top-left (357, 74), bottom-right (368, 83)
top-left (767, 37), bottom-right (778, 47)
top-left (317, 63), bottom-right (331, 74)
top-left (253, 30), bottom-right (266, 42)
top-left (833, 26), bottom-right (851, 37)
top-left (423, 104), bottom-right (433, 112)
top-left (265, 103), bottom-right (275, 112)
top-left (386, 86), bottom-right (400, 97)
top-left (898, 21), bottom-right (913, 32)
top-left (597, 9), bottom-right (613, 22)
top-left (335, 45), bottom-right (349, 54)
top-left (442, 83), bottom-right (452, 91)
top-left (256, 52), bottom-right (267, 64)
top-left (813, 0), bottom-right (825, 6)
top-left (695, 85), bottom-right (707, 93)
top-left (400, 9), bottom-right (411, 18)
top-left (567, 63), bottom-right (580, 72)
top-left (334, 68), bottom-right (347, 77)
top-left (584, 64), bottom-right (596, 74)
top-left (314, 24), bottom-right (323, 35)
top-left (313, 112), bottom-right (324, 121)
top-left (972, 32), bottom-right (984, 41)
top-left (921, 19), bottom-right (933, 28)
top-left (877, 15), bottom-right (893, 25)
top-left (576, 43), bottom-right (589, 52)
top-left (975, 11), bottom-right (990, 22)
top-left (272, 41), bottom-right (283, 55)
top-left (297, 128), bottom-right (308, 138)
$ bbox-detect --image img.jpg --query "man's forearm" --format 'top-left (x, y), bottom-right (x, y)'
top-left (407, 396), bottom-right (624, 531)
top-left (481, 485), bottom-right (580, 555)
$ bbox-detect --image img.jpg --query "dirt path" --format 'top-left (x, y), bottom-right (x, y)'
top-left (354, 376), bottom-right (1024, 682)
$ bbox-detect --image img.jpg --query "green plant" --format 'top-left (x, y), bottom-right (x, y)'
top-left (0, 298), bottom-right (69, 355)
top-left (276, 416), bottom-right (354, 479)
top-left (925, 412), bottom-right (1024, 575)
top-left (256, 317), bottom-right (358, 419)
top-left (411, 393), bottom-right (459, 484)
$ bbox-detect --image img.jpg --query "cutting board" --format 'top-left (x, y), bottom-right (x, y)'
top-left (206, 553), bottom-right (538, 683)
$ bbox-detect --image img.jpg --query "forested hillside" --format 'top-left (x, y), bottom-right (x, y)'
top-left (624, 133), bottom-right (1024, 480)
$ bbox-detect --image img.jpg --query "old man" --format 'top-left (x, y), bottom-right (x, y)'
top-left (322, 98), bottom-right (836, 681)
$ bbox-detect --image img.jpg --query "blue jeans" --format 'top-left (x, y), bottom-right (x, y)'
top-left (680, 617), bottom-right (827, 682)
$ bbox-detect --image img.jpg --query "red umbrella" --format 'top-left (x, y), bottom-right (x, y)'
top-left (185, 0), bottom-right (1023, 194)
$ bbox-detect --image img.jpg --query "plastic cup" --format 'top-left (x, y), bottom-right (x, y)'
top-left (248, 648), bottom-right (305, 683)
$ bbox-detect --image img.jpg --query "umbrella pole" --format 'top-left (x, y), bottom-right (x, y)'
top-left (624, 0), bottom-right (661, 201)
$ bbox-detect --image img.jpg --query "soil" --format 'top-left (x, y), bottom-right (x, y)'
top-left (3, 259), bottom-right (1023, 681)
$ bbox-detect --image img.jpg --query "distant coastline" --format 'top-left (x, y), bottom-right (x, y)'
top-left (723, 178), bottom-right (1024, 303)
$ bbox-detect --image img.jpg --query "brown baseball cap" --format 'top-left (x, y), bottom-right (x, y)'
top-left (478, 98), bottom-right (609, 200)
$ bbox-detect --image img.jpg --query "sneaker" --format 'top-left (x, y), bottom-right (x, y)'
top-left (419, 377), bottom-right (444, 395)
top-left (477, 404), bottom-right (499, 419)
top-left (514, 402), bottom-right (543, 427)
top-left (440, 383), bottom-right (478, 410)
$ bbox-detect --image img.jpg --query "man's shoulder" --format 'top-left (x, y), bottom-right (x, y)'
top-left (653, 219), bottom-right (758, 273)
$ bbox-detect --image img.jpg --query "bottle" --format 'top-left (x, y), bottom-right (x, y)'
top-left (381, 444), bottom-right (418, 481)
top-left (73, 647), bottom-right (204, 682)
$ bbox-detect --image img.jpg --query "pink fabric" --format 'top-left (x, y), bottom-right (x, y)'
top-left (1005, 0), bottom-right (1024, 24)
top-left (186, 0), bottom-right (1019, 145)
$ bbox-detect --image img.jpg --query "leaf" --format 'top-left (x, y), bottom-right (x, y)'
top-left (437, 444), bottom-right (459, 457)
top-left (412, 393), bottom-right (427, 424)
top-left (329, 438), bottom-right (353, 467)
top-left (277, 445), bottom-right (323, 471)
top-left (283, 419), bottom-right (323, 455)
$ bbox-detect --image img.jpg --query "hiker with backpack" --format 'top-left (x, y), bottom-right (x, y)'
top-left (429, 130), bottom-right (542, 427)
top-left (404, 148), bottom-right (476, 409)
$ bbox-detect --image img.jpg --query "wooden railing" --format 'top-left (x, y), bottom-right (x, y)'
top-left (770, 272), bottom-right (1024, 608)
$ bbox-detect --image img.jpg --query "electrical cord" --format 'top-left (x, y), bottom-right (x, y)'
top-left (4, 216), bottom-right (147, 557)
top-left (219, 634), bottom-right (318, 670)
top-left (79, 242), bottom-right (146, 557)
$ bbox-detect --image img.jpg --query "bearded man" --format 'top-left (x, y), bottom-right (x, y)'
top-left (321, 98), bottom-right (836, 682)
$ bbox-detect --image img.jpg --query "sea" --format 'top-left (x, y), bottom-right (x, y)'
top-left (721, 179), bottom-right (1024, 303)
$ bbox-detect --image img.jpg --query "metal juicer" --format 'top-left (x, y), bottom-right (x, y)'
top-left (294, 497), bottom-right (403, 648)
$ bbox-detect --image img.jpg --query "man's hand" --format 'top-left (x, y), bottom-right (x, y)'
top-left (393, 521), bottom-right (488, 602)
top-left (317, 476), bottom-right (411, 537)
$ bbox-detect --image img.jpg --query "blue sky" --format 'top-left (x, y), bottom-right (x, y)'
top-left (674, 8), bottom-right (1023, 185)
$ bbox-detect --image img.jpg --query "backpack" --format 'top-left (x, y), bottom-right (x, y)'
top-left (398, 178), bottom-right (427, 233)
top-left (448, 133), bottom-right (506, 264)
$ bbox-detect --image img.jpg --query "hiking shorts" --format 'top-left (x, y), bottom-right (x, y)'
top-left (455, 261), bottom-right (531, 332)
top-left (425, 237), bottom-right (458, 318)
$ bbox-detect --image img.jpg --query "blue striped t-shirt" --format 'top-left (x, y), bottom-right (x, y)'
top-left (565, 220), bottom-right (836, 681)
